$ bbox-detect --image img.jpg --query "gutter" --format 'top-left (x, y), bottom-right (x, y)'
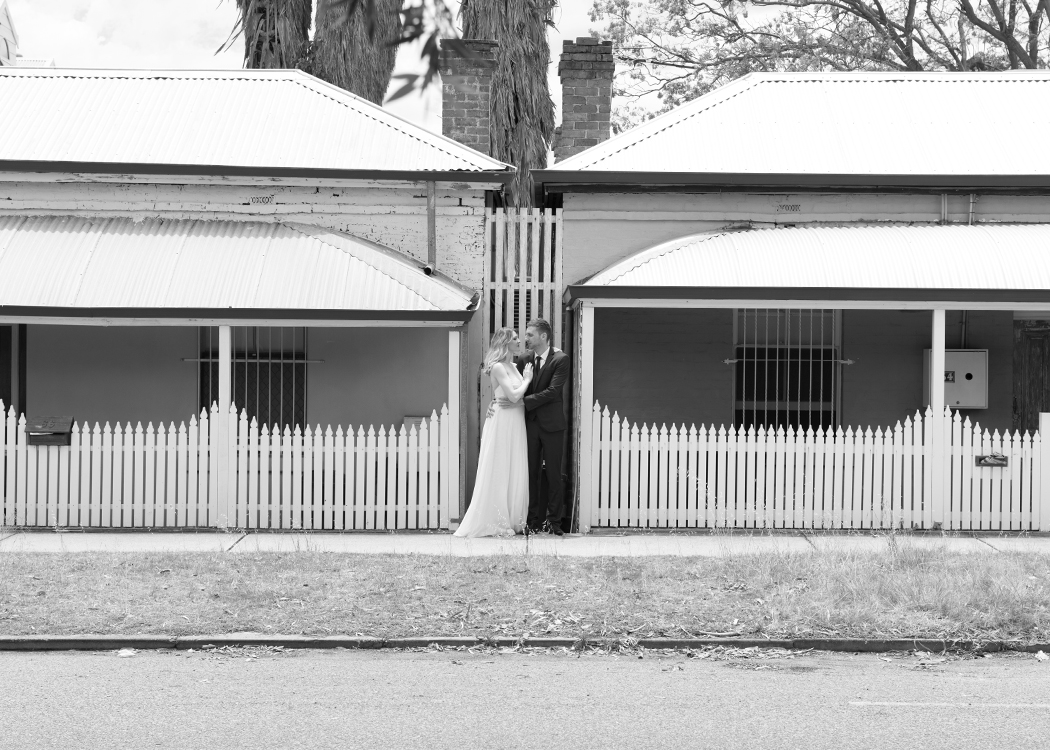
top-left (533, 171), bottom-right (1050, 193)
top-left (0, 160), bottom-right (516, 186)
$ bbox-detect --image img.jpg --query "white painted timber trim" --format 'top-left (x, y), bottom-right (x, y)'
top-left (577, 304), bottom-right (596, 534)
top-left (574, 298), bottom-right (1050, 311)
top-left (0, 317), bottom-right (466, 327)
top-left (446, 330), bottom-right (461, 530)
top-left (0, 171), bottom-right (503, 190)
top-left (929, 310), bottom-right (946, 527)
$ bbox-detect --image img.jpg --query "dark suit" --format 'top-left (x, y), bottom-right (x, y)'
top-left (517, 348), bottom-right (570, 528)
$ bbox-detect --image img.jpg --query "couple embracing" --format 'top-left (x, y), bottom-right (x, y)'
top-left (454, 319), bottom-right (570, 538)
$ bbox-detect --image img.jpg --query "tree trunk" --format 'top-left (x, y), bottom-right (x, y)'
top-left (311, 0), bottom-right (404, 105)
top-left (462, 0), bottom-right (556, 207)
top-left (236, 0), bottom-right (312, 69)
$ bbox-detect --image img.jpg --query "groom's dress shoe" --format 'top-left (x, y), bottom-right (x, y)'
top-left (544, 523), bottom-right (564, 537)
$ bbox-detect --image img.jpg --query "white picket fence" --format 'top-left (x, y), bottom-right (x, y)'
top-left (586, 402), bottom-right (1047, 531)
top-left (0, 401), bottom-right (454, 530)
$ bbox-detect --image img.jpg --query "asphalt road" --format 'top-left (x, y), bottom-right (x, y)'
top-left (1, 647), bottom-right (1048, 749)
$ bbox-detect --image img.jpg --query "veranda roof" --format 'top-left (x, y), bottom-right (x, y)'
top-left (571, 224), bottom-right (1050, 306)
top-left (0, 67), bottom-right (513, 182)
top-left (0, 216), bottom-right (477, 322)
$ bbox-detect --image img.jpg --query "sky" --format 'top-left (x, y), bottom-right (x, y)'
top-left (7, 0), bottom-right (600, 134)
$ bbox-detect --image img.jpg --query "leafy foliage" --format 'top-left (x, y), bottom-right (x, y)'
top-left (592, 0), bottom-right (1050, 128)
top-left (462, 0), bottom-right (557, 207)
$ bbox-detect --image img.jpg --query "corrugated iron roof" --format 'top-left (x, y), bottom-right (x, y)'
top-left (0, 216), bottom-right (476, 315)
top-left (548, 72), bottom-right (1050, 177)
top-left (584, 224), bottom-right (1050, 291)
top-left (0, 67), bottom-right (512, 177)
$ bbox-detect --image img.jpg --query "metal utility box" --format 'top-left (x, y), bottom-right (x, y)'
top-left (25, 416), bottom-right (75, 446)
top-left (923, 349), bottom-right (988, 409)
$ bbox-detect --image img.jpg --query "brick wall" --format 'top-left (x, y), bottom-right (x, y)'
top-left (554, 37), bottom-right (615, 163)
top-left (439, 40), bottom-right (498, 155)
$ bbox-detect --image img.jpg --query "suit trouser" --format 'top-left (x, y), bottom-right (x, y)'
top-left (526, 420), bottom-right (565, 527)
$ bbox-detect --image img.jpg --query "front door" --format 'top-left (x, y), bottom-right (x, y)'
top-left (1013, 321), bottom-right (1050, 432)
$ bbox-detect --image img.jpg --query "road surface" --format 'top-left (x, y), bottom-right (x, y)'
top-left (1, 647), bottom-right (1048, 749)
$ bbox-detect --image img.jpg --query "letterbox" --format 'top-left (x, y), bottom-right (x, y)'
top-left (26, 416), bottom-right (75, 446)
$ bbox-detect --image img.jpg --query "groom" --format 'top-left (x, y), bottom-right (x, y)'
top-left (516, 319), bottom-right (570, 536)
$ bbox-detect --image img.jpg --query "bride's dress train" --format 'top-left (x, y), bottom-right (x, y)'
top-left (454, 374), bottom-right (529, 538)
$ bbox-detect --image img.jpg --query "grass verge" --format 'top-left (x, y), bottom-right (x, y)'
top-left (2, 540), bottom-right (1049, 642)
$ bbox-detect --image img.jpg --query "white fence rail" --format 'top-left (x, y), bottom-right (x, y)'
top-left (1, 401), bottom-right (453, 530)
top-left (586, 402), bottom-right (1048, 531)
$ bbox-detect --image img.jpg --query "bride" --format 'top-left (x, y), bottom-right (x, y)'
top-left (454, 328), bottom-right (534, 538)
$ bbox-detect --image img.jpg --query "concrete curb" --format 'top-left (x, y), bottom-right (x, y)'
top-left (2, 634), bottom-right (1049, 654)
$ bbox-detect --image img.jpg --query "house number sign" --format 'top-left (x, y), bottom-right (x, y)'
top-left (250, 195), bottom-right (275, 205)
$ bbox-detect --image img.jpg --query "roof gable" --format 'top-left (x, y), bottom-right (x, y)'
top-left (550, 72), bottom-right (1050, 178)
top-left (0, 68), bottom-right (512, 179)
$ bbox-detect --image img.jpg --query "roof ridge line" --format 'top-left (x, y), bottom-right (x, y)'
top-left (570, 76), bottom-right (764, 170)
top-left (287, 73), bottom-right (508, 172)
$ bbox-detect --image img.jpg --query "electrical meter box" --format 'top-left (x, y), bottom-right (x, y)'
top-left (922, 349), bottom-right (988, 409)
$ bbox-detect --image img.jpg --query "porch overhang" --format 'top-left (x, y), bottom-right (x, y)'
top-left (0, 216), bottom-right (478, 325)
top-left (567, 224), bottom-right (1050, 311)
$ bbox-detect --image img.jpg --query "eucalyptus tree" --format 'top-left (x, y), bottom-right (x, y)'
top-left (592, 0), bottom-right (1050, 128)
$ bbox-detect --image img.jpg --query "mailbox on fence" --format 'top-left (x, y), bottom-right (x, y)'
top-left (25, 416), bottom-right (75, 446)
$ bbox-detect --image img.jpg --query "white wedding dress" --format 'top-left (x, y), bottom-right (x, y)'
top-left (454, 365), bottom-right (529, 538)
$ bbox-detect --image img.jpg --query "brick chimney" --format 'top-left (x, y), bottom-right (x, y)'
top-left (439, 40), bottom-right (498, 156)
top-left (554, 37), bottom-right (615, 162)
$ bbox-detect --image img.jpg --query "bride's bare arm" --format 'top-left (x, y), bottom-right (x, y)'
top-left (491, 362), bottom-right (532, 403)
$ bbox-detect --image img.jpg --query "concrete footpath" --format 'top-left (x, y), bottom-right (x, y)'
top-left (2, 528), bottom-right (1050, 556)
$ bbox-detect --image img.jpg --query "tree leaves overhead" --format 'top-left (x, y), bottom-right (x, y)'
top-left (462, 0), bottom-right (557, 207)
top-left (592, 0), bottom-right (1050, 129)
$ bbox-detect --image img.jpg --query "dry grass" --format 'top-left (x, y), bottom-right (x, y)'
top-left (2, 541), bottom-right (1049, 641)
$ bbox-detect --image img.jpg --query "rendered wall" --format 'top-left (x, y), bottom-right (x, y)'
top-left (27, 325), bottom-right (197, 426)
top-left (307, 327), bottom-right (449, 430)
top-left (559, 192), bottom-right (1050, 285)
top-left (841, 310), bottom-right (1013, 432)
top-left (594, 308), bottom-right (734, 428)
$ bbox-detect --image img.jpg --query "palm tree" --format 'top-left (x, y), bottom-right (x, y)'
top-left (229, 0), bottom-right (402, 105)
top-left (311, 0), bottom-right (403, 105)
top-left (234, 0), bottom-right (311, 69)
top-left (460, 0), bottom-right (556, 207)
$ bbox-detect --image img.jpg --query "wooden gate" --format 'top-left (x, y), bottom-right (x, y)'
top-left (479, 208), bottom-right (563, 409)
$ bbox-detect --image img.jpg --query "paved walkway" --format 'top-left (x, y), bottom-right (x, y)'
top-left (2, 528), bottom-right (1049, 556)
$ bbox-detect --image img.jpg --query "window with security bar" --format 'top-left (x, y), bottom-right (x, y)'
top-left (731, 310), bottom-right (846, 431)
top-left (197, 327), bottom-right (308, 431)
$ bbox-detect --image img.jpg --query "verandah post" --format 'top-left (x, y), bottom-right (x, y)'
top-left (577, 303), bottom-right (595, 533)
top-left (216, 325), bottom-right (232, 528)
top-left (1038, 413), bottom-right (1050, 531)
top-left (445, 329), bottom-right (461, 530)
top-left (929, 309), bottom-right (947, 528)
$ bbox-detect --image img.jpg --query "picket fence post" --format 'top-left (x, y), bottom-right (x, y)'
top-left (1038, 413), bottom-right (1050, 531)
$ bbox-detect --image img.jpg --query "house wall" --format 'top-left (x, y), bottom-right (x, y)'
top-left (0, 175), bottom-right (488, 518)
top-left (26, 325), bottom-right (197, 426)
top-left (307, 327), bottom-right (449, 430)
top-left (841, 310), bottom-right (1013, 433)
top-left (594, 308), bottom-right (734, 428)
top-left (560, 191), bottom-right (1050, 285)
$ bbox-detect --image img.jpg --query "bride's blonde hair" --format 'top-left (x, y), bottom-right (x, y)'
top-left (482, 328), bottom-right (517, 374)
